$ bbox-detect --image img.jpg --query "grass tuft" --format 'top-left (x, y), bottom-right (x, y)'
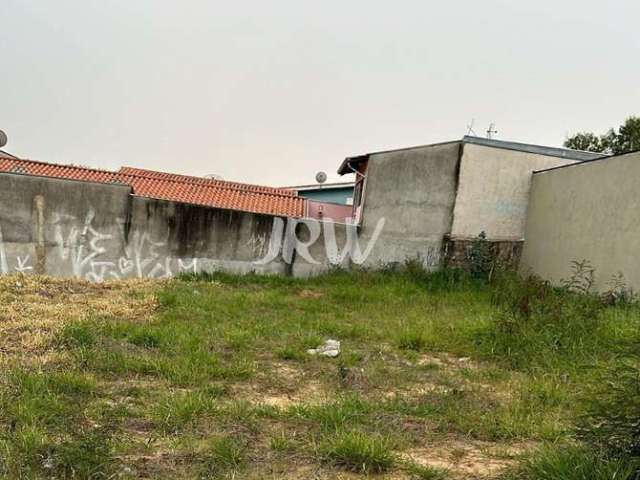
top-left (201, 436), bottom-right (247, 478)
top-left (154, 390), bottom-right (218, 433)
top-left (320, 430), bottom-right (395, 473)
top-left (59, 321), bottom-right (96, 348)
top-left (397, 328), bottom-right (428, 351)
top-left (506, 444), bottom-right (639, 480)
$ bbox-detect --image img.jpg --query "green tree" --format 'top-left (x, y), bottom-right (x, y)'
top-left (564, 132), bottom-right (606, 152)
top-left (565, 116), bottom-right (640, 155)
top-left (615, 116), bottom-right (640, 154)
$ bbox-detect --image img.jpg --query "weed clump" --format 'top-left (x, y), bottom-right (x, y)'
top-left (397, 328), bottom-right (428, 351)
top-left (320, 430), bottom-right (395, 474)
top-left (201, 436), bottom-right (247, 478)
top-left (506, 444), bottom-right (638, 480)
top-left (478, 269), bottom-right (605, 370)
top-left (579, 351), bottom-right (640, 466)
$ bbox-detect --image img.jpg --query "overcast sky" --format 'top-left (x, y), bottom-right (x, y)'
top-left (1, 1), bottom-right (638, 186)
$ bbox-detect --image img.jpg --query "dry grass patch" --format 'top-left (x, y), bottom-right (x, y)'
top-left (0, 274), bottom-right (158, 368)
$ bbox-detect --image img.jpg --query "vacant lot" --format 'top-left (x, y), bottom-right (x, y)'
top-left (0, 270), bottom-right (637, 479)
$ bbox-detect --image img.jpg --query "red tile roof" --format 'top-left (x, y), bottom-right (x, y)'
top-left (0, 158), bottom-right (306, 218)
top-left (119, 166), bottom-right (297, 196)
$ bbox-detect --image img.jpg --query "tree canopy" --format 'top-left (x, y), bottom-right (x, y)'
top-left (564, 116), bottom-right (640, 155)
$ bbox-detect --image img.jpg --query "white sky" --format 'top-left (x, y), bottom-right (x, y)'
top-left (1, 0), bottom-right (638, 186)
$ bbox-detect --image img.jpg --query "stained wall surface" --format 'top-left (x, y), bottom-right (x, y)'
top-left (520, 152), bottom-right (640, 291)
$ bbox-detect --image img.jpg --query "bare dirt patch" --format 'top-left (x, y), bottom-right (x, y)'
top-left (234, 361), bottom-right (328, 408)
top-left (402, 437), bottom-right (533, 479)
top-left (297, 289), bottom-right (324, 299)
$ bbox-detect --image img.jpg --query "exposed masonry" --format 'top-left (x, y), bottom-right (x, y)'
top-left (442, 236), bottom-right (524, 271)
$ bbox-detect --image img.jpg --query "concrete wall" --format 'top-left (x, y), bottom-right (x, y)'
top-left (0, 173), bottom-right (289, 280)
top-left (127, 196), bottom-right (289, 278)
top-left (358, 142), bottom-right (461, 269)
top-left (451, 143), bottom-right (579, 241)
top-left (0, 173), bottom-right (368, 281)
top-left (520, 152), bottom-right (640, 291)
top-left (0, 173), bottom-right (133, 279)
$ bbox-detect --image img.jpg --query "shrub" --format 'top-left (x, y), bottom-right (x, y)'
top-left (561, 259), bottom-right (596, 294)
top-left (603, 272), bottom-right (637, 306)
top-left (468, 231), bottom-right (493, 280)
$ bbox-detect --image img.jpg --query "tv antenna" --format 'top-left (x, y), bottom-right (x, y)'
top-left (486, 123), bottom-right (498, 139)
top-left (465, 119), bottom-right (477, 136)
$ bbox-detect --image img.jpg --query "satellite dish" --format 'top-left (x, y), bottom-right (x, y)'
top-left (203, 174), bottom-right (223, 180)
top-left (315, 171), bottom-right (327, 184)
top-left (0, 130), bottom-right (7, 148)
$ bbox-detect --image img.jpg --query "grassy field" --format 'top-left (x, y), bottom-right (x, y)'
top-left (0, 269), bottom-right (638, 479)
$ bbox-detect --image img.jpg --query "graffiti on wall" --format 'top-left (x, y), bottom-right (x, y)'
top-left (0, 209), bottom-right (386, 282)
top-left (0, 210), bottom-right (201, 281)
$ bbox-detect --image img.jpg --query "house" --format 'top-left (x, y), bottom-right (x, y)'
top-left (286, 181), bottom-right (355, 206)
top-left (337, 136), bottom-right (605, 269)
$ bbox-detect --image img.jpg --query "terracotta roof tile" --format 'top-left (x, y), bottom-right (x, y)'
top-left (0, 158), bottom-right (306, 218)
top-left (119, 166), bottom-right (297, 196)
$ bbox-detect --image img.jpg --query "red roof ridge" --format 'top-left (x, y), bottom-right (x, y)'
top-left (1, 158), bottom-right (298, 200)
top-left (1, 156), bottom-right (119, 175)
top-left (0, 157), bottom-right (308, 218)
top-left (118, 166), bottom-right (298, 199)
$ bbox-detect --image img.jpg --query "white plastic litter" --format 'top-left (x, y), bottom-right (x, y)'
top-left (307, 339), bottom-right (341, 358)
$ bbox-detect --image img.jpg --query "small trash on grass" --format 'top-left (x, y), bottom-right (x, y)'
top-left (307, 339), bottom-right (341, 358)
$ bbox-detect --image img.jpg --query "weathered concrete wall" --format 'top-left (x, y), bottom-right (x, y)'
top-left (126, 196), bottom-right (289, 278)
top-left (289, 218), bottom-right (351, 278)
top-left (358, 142), bottom-right (461, 269)
top-left (0, 173), bottom-right (132, 279)
top-left (451, 143), bottom-right (579, 241)
top-left (0, 173), bottom-right (292, 279)
top-left (520, 152), bottom-right (640, 292)
top-left (0, 173), bottom-right (369, 280)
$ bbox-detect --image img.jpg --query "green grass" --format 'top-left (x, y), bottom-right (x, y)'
top-left (397, 327), bottom-right (429, 351)
top-left (0, 268), bottom-right (638, 478)
top-left (200, 436), bottom-right (248, 478)
top-left (319, 430), bottom-right (396, 473)
top-left (154, 390), bottom-right (219, 433)
top-left (506, 444), bottom-right (639, 480)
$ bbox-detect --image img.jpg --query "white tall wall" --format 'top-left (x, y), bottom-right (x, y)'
top-left (450, 143), bottom-right (579, 240)
top-left (520, 152), bottom-right (640, 292)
